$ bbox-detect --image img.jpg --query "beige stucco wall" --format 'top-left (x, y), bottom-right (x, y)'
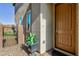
top-left (40, 4), bottom-right (53, 54)
top-left (31, 4), bottom-right (53, 54)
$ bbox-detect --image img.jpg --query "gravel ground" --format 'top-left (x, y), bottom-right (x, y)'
top-left (0, 44), bottom-right (52, 56)
top-left (0, 44), bottom-right (28, 56)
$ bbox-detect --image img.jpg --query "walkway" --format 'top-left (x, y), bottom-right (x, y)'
top-left (0, 44), bottom-right (28, 56)
top-left (0, 44), bottom-right (52, 56)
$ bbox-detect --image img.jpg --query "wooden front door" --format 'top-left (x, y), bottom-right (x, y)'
top-left (55, 4), bottom-right (76, 54)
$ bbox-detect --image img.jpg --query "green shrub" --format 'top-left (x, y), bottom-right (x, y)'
top-left (4, 31), bottom-right (16, 36)
top-left (25, 33), bottom-right (37, 46)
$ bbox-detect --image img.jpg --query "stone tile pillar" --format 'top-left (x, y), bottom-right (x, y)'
top-left (0, 25), bottom-right (3, 48)
top-left (18, 25), bottom-right (25, 44)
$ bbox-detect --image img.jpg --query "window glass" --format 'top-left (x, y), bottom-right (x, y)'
top-left (27, 10), bottom-right (31, 25)
top-left (26, 10), bottom-right (32, 30)
top-left (20, 16), bottom-right (23, 25)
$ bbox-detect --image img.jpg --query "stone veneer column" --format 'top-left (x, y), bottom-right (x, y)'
top-left (18, 25), bottom-right (24, 44)
top-left (0, 25), bottom-right (3, 48)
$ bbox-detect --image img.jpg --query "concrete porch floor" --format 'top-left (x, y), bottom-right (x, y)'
top-left (0, 44), bottom-right (52, 56)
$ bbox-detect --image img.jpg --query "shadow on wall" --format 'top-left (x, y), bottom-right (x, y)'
top-left (40, 4), bottom-right (53, 53)
top-left (31, 3), bottom-right (40, 52)
top-left (32, 3), bottom-right (40, 24)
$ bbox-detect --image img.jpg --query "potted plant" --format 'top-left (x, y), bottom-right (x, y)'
top-left (25, 33), bottom-right (39, 55)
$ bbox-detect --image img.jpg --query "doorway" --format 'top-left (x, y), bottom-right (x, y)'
top-left (55, 4), bottom-right (76, 54)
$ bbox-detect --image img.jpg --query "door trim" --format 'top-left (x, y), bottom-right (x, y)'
top-left (52, 3), bottom-right (77, 56)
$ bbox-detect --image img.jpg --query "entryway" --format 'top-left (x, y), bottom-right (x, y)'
top-left (54, 4), bottom-right (76, 55)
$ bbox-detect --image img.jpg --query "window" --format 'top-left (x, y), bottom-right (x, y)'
top-left (20, 16), bottom-right (23, 25)
top-left (26, 10), bottom-right (32, 31)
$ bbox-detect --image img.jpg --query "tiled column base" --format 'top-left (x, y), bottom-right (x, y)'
top-left (18, 25), bottom-right (25, 44)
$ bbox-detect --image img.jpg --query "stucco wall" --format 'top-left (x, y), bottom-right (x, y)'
top-left (40, 4), bottom-right (53, 54)
top-left (15, 3), bottom-right (23, 14)
top-left (31, 3), bottom-right (40, 52)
